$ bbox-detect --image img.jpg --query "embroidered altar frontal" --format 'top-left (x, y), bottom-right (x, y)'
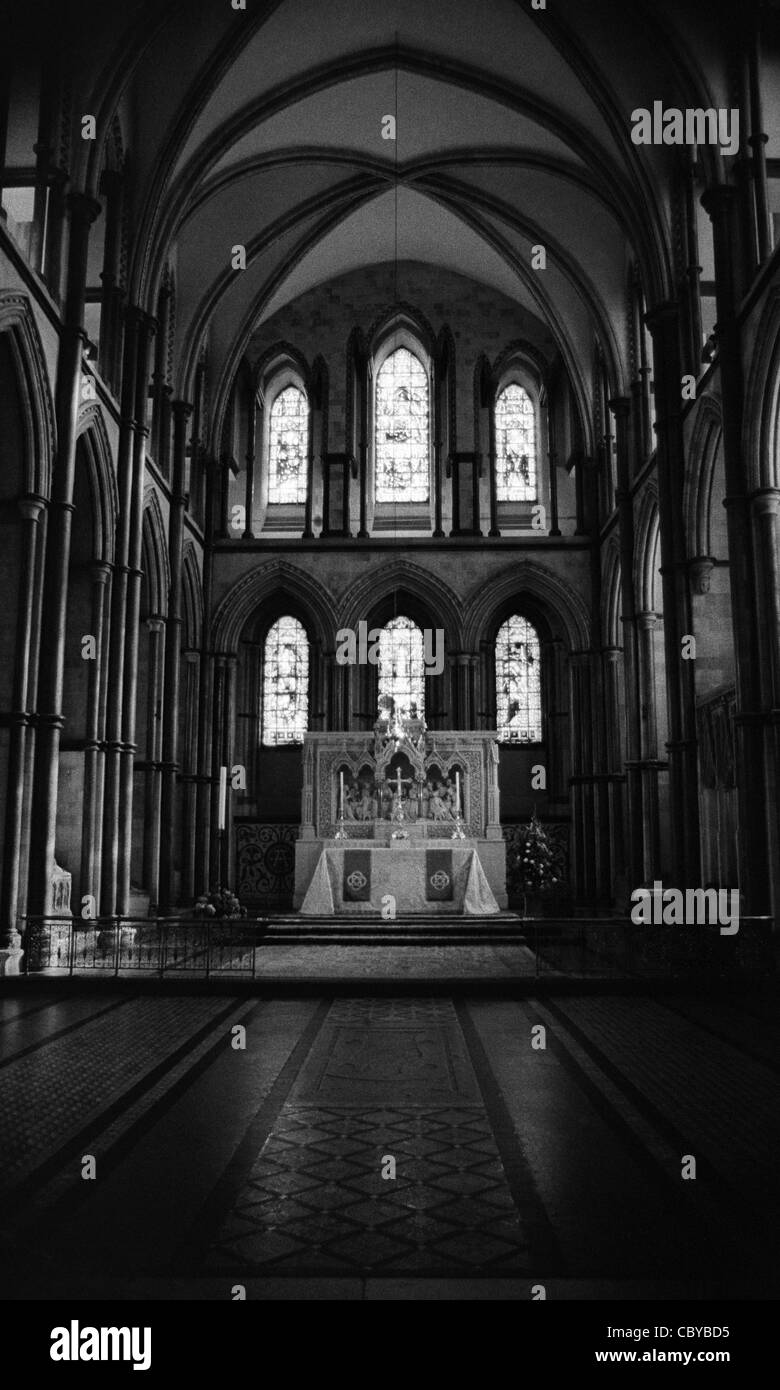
top-left (300, 842), bottom-right (500, 916)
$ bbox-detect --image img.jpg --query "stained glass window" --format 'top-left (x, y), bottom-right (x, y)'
top-left (495, 383), bottom-right (537, 501)
top-left (377, 615), bottom-right (425, 722)
top-left (496, 615), bottom-right (542, 741)
top-left (268, 386), bottom-right (308, 504)
top-left (262, 616), bottom-right (308, 745)
top-left (375, 347), bottom-right (430, 502)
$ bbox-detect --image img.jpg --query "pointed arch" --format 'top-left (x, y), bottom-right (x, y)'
top-left (211, 559), bottom-right (337, 655)
top-left (601, 540), bottom-right (623, 650)
top-left (0, 292), bottom-right (56, 497)
top-left (76, 404), bottom-right (119, 564)
top-left (685, 395), bottom-right (722, 561)
top-left (141, 490), bottom-right (170, 618)
top-left (744, 284), bottom-right (780, 491)
top-left (338, 559), bottom-right (462, 652)
top-left (634, 483), bottom-right (661, 614)
top-left (463, 559), bottom-right (590, 652)
top-left (181, 542), bottom-right (203, 651)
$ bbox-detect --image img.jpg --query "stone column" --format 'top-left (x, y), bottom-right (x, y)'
top-left (210, 656), bottom-right (227, 887)
top-left (357, 353), bottom-right (369, 539)
top-left (610, 396), bottom-right (642, 883)
top-left (117, 312), bottom-right (156, 914)
top-left (98, 168), bottom-right (125, 394)
top-left (432, 356), bottom-right (445, 539)
top-left (645, 301), bottom-right (701, 887)
top-left (748, 21), bottom-right (773, 265)
top-left (28, 193), bottom-right (101, 917)
top-left (180, 650), bottom-right (200, 903)
top-left (702, 183), bottom-right (774, 916)
top-left (752, 490), bottom-right (780, 703)
top-left (142, 616), bottom-right (165, 907)
top-left (80, 560), bottom-right (111, 909)
top-left (151, 284), bottom-right (171, 465)
top-left (158, 399), bottom-right (191, 912)
top-left (0, 496), bottom-right (46, 971)
top-left (101, 307), bottom-right (140, 916)
top-left (243, 390), bottom-right (256, 539)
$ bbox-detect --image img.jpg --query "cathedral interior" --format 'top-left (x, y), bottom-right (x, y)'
top-left (1, 0), bottom-right (779, 1306)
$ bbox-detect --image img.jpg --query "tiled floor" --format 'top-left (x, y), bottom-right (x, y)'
top-left (0, 984), bottom-right (777, 1299)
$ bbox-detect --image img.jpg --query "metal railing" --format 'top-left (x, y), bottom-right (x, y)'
top-left (16, 913), bottom-right (774, 980)
top-left (20, 916), bottom-right (268, 978)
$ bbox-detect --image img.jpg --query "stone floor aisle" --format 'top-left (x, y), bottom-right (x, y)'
top-left (0, 985), bottom-right (778, 1298)
top-left (200, 998), bottom-right (551, 1277)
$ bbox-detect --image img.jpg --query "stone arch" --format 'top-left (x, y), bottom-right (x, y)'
top-left (75, 404), bottom-right (118, 564)
top-left (211, 559), bottom-right (337, 655)
top-left (602, 540), bottom-right (622, 650)
top-left (0, 292), bottom-right (56, 497)
top-left (141, 490), bottom-right (170, 619)
top-left (633, 483), bottom-right (661, 614)
top-left (181, 543), bottom-right (203, 651)
top-left (338, 559), bottom-right (463, 651)
top-left (462, 559), bottom-right (590, 653)
top-left (685, 395), bottom-right (723, 561)
top-left (744, 284), bottom-right (780, 491)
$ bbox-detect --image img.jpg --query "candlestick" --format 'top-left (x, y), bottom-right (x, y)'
top-left (218, 765), bottom-right (227, 831)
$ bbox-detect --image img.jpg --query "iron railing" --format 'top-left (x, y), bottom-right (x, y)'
top-left (17, 914), bottom-right (774, 980)
top-left (20, 916), bottom-right (267, 978)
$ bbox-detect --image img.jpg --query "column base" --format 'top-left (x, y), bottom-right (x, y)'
top-left (0, 945), bottom-right (25, 976)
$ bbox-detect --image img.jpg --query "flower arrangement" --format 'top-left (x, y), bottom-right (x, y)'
top-left (516, 809), bottom-right (559, 893)
top-left (193, 886), bottom-right (247, 919)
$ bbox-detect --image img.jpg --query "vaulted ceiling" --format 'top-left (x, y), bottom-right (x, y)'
top-left (45, 0), bottom-right (760, 436)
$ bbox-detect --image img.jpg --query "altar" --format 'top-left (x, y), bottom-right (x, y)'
top-left (300, 841), bottom-right (500, 916)
top-left (293, 720), bottom-right (507, 912)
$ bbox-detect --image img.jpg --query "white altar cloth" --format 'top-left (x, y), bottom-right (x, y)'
top-left (299, 840), bottom-right (500, 916)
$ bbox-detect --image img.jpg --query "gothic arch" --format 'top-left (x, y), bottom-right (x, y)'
top-left (338, 560), bottom-right (463, 651)
top-left (685, 395), bottom-right (722, 560)
top-left (75, 404), bottom-right (119, 564)
top-left (0, 292), bottom-right (56, 497)
top-left (254, 340), bottom-right (311, 395)
top-left (211, 559), bottom-right (337, 654)
top-left (366, 302), bottom-right (438, 361)
top-left (634, 484), bottom-right (661, 614)
top-left (181, 543), bottom-right (203, 651)
top-left (141, 491), bottom-right (170, 619)
top-left (744, 284), bottom-right (780, 491)
top-left (462, 559), bottom-right (590, 652)
top-left (602, 540), bottom-right (623, 650)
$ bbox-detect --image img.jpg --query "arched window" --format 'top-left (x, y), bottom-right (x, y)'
top-left (375, 347), bottom-right (430, 502)
top-left (495, 615), bottom-right (542, 741)
top-left (495, 383), bottom-right (537, 501)
top-left (262, 616), bottom-right (309, 745)
top-left (377, 615), bottom-right (425, 721)
top-left (268, 385), bottom-right (308, 504)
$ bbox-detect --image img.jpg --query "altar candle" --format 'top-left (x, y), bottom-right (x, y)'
top-left (340, 770), bottom-right (345, 818)
top-left (218, 765), bottom-right (227, 830)
top-left (455, 769), bottom-right (461, 816)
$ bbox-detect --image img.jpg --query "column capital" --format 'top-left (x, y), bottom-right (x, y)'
top-left (635, 610), bottom-right (658, 630)
top-left (644, 299), bottom-right (680, 336)
top-left (750, 487), bottom-right (780, 517)
top-left (608, 395), bottom-right (632, 418)
top-left (18, 494), bottom-right (47, 523)
top-left (65, 190), bottom-right (103, 226)
top-left (688, 556), bottom-right (714, 594)
top-left (171, 398), bottom-right (193, 421)
top-left (700, 183), bottom-right (738, 219)
top-left (146, 616), bottom-right (166, 634)
top-left (90, 560), bottom-right (113, 584)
